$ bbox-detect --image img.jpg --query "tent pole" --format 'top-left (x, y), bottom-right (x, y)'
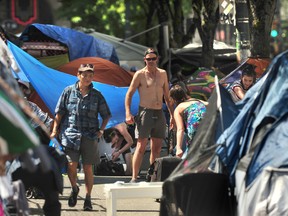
top-left (122, 24), bottom-right (162, 42)
top-left (162, 22), bottom-right (169, 54)
top-left (235, 0), bottom-right (251, 62)
top-left (215, 75), bottom-right (224, 133)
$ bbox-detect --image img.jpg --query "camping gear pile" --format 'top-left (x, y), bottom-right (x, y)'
top-left (0, 36), bottom-right (55, 215)
top-left (0, 24), bottom-right (144, 214)
top-left (160, 51), bottom-right (288, 215)
top-left (94, 154), bottom-right (125, 176)
top-left (9, 23), bottom-right (142, 128)
top-left (2, 22), bottom-right (287, 215)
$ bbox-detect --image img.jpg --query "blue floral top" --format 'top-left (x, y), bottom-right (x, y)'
top-left (182, 100), bottom-right (206, 146)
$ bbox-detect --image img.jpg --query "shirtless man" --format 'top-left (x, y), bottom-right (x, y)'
top-left (125, 48), bottom-right (174, 182)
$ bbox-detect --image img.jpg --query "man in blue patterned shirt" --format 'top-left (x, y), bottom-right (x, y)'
top-left (51, 63), bottom-right (111, 211)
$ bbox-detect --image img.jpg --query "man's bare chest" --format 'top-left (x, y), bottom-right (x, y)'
top-left (142, 72), bottom-right (163, 88)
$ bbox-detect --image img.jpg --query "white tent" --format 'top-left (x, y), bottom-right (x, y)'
top-left (87, 31), bottom-right (147, 70)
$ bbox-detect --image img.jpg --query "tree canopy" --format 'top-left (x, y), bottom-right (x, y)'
top-left (58, 1), bottom-right (154, 46)
top-left (57, 0), bottom-right (193, 48)
top-left (57, 0), bottom-right (277, 69)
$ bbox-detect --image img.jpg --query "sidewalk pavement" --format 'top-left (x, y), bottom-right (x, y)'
top-left (27, 173), bottom-right (161, 216)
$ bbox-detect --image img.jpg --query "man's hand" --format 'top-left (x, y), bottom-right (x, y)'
top-left (97, 129), bottom-right (104, 138)
top-left (50, 129), bottom-right (58, 138)
top-left (125, 114), bottom-right (135, 125)
top-left (169, 116), bottom-right (175, 130)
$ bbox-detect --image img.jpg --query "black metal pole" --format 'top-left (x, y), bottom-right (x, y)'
top-left (235, 0), bottom-right (251, 62)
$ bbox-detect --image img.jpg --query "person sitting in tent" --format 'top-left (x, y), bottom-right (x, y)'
top-left (103, 122), bottom-right (134, 175)
top-left (169, 85), bottom-right (208, 158)
top-left (228, 68), bottom-right (256, 103)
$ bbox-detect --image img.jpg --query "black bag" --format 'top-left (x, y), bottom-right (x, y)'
top-left (148, 156), bottom-right (182, 182)
top-left (160, 172), bottom-right (235, 216)
top-left (94, 159), bottom-right (125, 176)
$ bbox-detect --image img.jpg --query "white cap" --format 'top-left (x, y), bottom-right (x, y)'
top-left (17, 80), bottom-right (30, 89)
top-left (17, 79), bottom-right (31, 94)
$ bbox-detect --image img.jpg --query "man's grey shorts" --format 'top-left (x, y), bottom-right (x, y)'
top-left (135, 106), bottom-right (166, 139)
top-left (64, 136), bottom-right (100, 165)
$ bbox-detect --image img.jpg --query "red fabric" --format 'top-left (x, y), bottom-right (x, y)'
top-left (246, 58), bottom-right (271, 78)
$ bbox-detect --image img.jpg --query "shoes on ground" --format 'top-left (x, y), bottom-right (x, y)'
top-left (129, 179), bottom-right (139, 183)
top-left (83, 198), bottom-right (93, 211)
top-left (146, 174), bottom-right (151, 182)
top-left (68, 186), bottom-right (79, 207)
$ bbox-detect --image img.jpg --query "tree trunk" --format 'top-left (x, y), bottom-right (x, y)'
top-left (235, 0), bottom-right (251, 62)
top-left (171, 0), bottom-right (185, 47)
top-left (155, 0), bottom-right (170, 65)
top-left (182, 19), bottom-right (196, 45)
top-left (145, 0), bottom-right (157, 47)
top-left (247, 0), bottom-right (277, 58)
top-left (193, 0), bottom-right (220, 68)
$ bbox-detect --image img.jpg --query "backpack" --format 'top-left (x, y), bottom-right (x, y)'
top-left (147, 156), bottom-right (182, 182)
top-left (94, 158), bottom-right (125, 176)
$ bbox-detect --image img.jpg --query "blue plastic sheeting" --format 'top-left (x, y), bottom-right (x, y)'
top-left (8, 41), bottom-right (140, 128)
top-left (246, 116), bottom-right (288, 187)
top-left (20, 23), bottom-right (119, 65)
top-left (216, 50), bottom-right (288, 187)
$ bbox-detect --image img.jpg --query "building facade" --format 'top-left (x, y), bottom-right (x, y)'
top-left (0, 0), bottom-right (68, 34)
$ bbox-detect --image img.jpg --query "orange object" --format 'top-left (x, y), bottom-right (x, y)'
top-left (29, 57), bottom-right (134, 117)
top-left (57, 57), bottom-right (134, 87)
top-left (246, 57), bottom-right (271, 78)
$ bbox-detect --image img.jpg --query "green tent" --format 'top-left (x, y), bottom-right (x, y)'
top-left (0, 89), bottom-right (39, 156)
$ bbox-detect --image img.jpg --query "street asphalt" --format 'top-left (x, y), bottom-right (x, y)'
top-left (27, 173), bottom-right (161, 216)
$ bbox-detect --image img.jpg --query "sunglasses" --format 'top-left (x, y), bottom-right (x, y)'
top-left (80, 63), bottom-right (94, 68)
top-left (145, 57), bottom-right (157, 61)
top-left (144, 49), bottom-right (158, 56)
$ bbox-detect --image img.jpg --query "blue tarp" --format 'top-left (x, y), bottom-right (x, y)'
top-left (216, 50), bottom-right (288, 187)
top-left (20, 23), bottom-right (119, 65)
top-left (8, 41), bottom-right (140, 128)
top-left (246, 115), bottom-right (288, 186)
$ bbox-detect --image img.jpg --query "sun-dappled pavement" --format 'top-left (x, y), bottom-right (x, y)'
top-left (28, 174), bottom-right (161, 216)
